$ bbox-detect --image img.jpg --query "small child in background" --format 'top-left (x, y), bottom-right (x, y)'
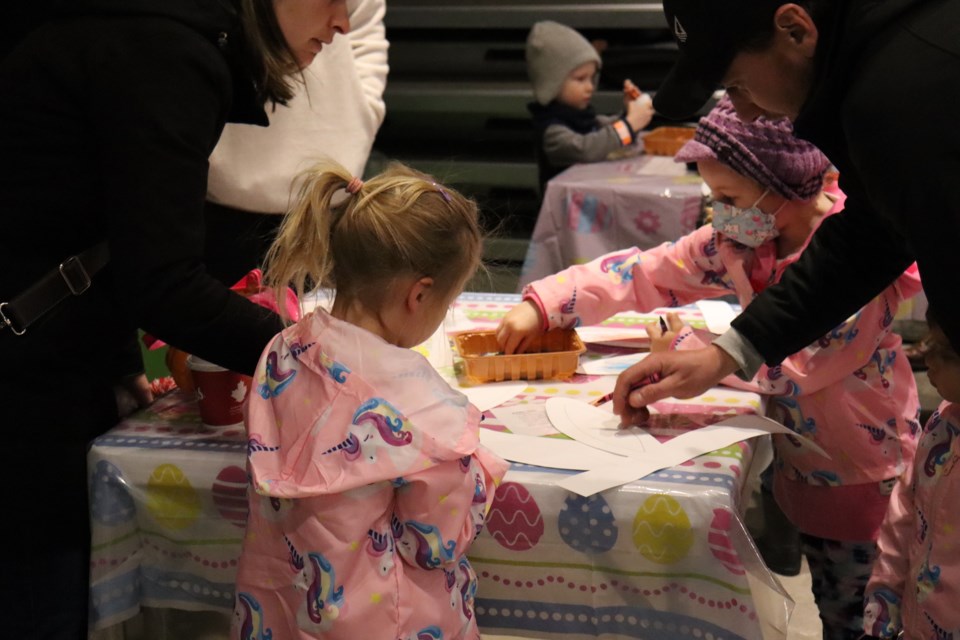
top-left (497, 97), bottom-right (923, 640)
top-left (863, 307), bottom-right (960, 639)
top-left (526, 20), bottom-right (655, 193)
top-left (232, 161), bottom-right (508, 640)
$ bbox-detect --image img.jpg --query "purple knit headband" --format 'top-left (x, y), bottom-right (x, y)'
top-left (674, 96), bottom-right (830, 201)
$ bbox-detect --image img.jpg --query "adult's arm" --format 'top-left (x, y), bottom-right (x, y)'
top-left (730, 195), bottom-right (913, 366)
top-left (88, 18), bottom-right (281, 375)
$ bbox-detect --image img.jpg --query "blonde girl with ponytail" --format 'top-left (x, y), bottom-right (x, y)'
top-left (233, 160), bottom-right (508, 640)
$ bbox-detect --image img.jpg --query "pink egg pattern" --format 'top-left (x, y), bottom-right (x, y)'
top-left (485, 481), bottom-right (544, 551)
top-left (708, 508), bottom-right (744, 575)
top-left (211, 465), bottom-right (249, 528)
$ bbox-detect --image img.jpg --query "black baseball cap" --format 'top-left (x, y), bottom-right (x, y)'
top-left (654, 0), bottom-right (784, 120)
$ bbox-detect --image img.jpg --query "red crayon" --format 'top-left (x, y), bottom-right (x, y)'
top-left (591, 372), bottom-right (663, 407)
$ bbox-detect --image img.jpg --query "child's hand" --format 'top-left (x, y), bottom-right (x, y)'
top-left (643, 312), bottom-right (684, 353)
top-left (496, 300), bottom-right (545, 355)
top-left (624, 85), bottom-right (654, 134)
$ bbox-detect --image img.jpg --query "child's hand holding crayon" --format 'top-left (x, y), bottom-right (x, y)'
top-left (623, 79), bottom-right (654, 134)
top-left (643, 311), bottom-right (684, 353)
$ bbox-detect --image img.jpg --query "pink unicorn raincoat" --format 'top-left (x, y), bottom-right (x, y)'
top-left (232, 310), bottom-right (508, 640)
top-left (864, 401), bottom-right (960, 639)
top-left (525, 192), bottom-right (922, 541)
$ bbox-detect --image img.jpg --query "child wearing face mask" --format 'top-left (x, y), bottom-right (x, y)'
top-left (526, 20), bottom-right (655, 194)
top-left (498, 96), bottom-right (923, 639)
top-left (862, 307), bottom-right (960, 640)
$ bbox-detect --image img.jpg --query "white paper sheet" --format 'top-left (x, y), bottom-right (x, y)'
top-left (453, 380), bottom-right (527, 413)
top-left (545, 398), bottom-right (661, 456)
top-left (578, 352), bottom-right (649, 375)
top-left (479, 429), bottom-right (628, 470)
top-left (636, 154), bottom-right (688, 177)
top-left (695, 300), bottom-right (738, 335)
top-left (556, 414), bottom-right (830, 496)
top-left (492, 401), bottom-right (560, 437)
top-left (575, 326), bottom-right (649, 345)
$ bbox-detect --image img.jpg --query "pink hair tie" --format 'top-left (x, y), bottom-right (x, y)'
top-left (431, 182), bottom-right (452, 203)
top-left (346, 177), bottom-right (364, 195)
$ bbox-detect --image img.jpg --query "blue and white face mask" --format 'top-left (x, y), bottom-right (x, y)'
top-left (711, 188), bottom-right (786, 248)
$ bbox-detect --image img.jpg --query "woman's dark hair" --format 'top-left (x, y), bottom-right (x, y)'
top-left (240, 0), bottom-right (301, 104)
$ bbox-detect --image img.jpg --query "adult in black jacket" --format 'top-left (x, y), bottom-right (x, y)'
top-left (612, 0), bottom-right (960, 422)
top-left (0, 1), bottom-right (348, 637)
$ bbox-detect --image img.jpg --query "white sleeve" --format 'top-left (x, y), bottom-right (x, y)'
top-left (346, 0), bottom-right (388, 128)
top-left (712, 327), bottom-right (765, 380)
top-left (206, 0), bottom-right (390, 213)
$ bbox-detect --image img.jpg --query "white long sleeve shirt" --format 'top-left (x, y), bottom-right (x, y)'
top-left (206, 0), bottom-right (388, 214)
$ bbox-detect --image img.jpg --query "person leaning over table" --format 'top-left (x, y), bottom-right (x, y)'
top-left (204, 0), bottom-right (388, 286)
top-left (497, 96), bottom-right (923, 638)
top-left (0, 1), bottom-right (348, 638)
top-left (612, 0), bottom-right (960, 434)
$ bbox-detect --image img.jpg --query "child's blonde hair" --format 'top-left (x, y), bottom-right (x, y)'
top-left (263, 160), bottom-right (483, 321)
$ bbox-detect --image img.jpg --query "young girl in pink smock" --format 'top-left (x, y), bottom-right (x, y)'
top-left (232, 161), bottom-right (508, 640)
top-left (498, 97), bottom-right (922, 640)
top-left (864, 307), bottom-right (960, 639)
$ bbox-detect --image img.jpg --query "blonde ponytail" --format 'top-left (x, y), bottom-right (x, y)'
top-left (262, 162), bottom-right (354, 322)
top-left (262, 159), bottom-right (484, 323)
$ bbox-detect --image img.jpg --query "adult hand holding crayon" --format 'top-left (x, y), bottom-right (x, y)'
top-left (612, 345), bottom-right (739, 426)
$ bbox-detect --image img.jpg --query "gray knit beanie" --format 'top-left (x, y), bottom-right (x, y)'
top-left (526, 21), bottom-right (602, 106)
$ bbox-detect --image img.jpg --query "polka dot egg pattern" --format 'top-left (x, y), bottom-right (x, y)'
top-left (558, 493), bottom-right (618, 553)
top-left (212, 465), bottom-right (249, 528)
top-left (89, 460), bottom-right (136, 526)
top-left (632, 494), bottom-right (694, 564)
top-left (146, 463), bottom-right (201, 530)
top-left (485, 481), bottom-right (544, 551)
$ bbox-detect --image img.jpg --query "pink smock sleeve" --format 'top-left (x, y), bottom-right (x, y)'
top-left (525, 226), bottom-right (740, 330)
top-left (862, 468), bottom-right (911, 637)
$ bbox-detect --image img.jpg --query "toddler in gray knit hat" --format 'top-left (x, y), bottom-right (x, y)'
top-left (526, 20), bottom-right (654, 193)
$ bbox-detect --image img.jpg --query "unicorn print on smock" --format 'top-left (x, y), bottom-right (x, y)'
top-left (294, 550), bottom-right (345, 633)
top-left (234, 592), bottom-right (273, 640)
top-left (866, 402), bottom-right (960, 638)
top-left (256, 337), bottom-right (317, 399)
top-left (323, 397), bottom-right (417, 470)
top-left (234, 311), bottom-right (507, 639)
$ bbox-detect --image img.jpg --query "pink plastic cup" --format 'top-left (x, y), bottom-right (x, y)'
top-left (186, 356), bottom-right (252, 427)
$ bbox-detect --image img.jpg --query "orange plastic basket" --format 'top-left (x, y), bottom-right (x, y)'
top-left (643, 126), bottom-right (697, 156)
top-left (454, 329), bottom-right (585, 383)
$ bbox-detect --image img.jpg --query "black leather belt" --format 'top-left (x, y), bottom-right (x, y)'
top-left (0, 242), bottom-right (110, 336)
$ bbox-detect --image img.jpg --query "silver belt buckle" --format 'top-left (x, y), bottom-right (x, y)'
top-left (60, 255), bottom-right (91, 295)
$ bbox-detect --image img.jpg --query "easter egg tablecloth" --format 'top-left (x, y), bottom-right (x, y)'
top-left (89, 293), bottom-right (787, 639)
